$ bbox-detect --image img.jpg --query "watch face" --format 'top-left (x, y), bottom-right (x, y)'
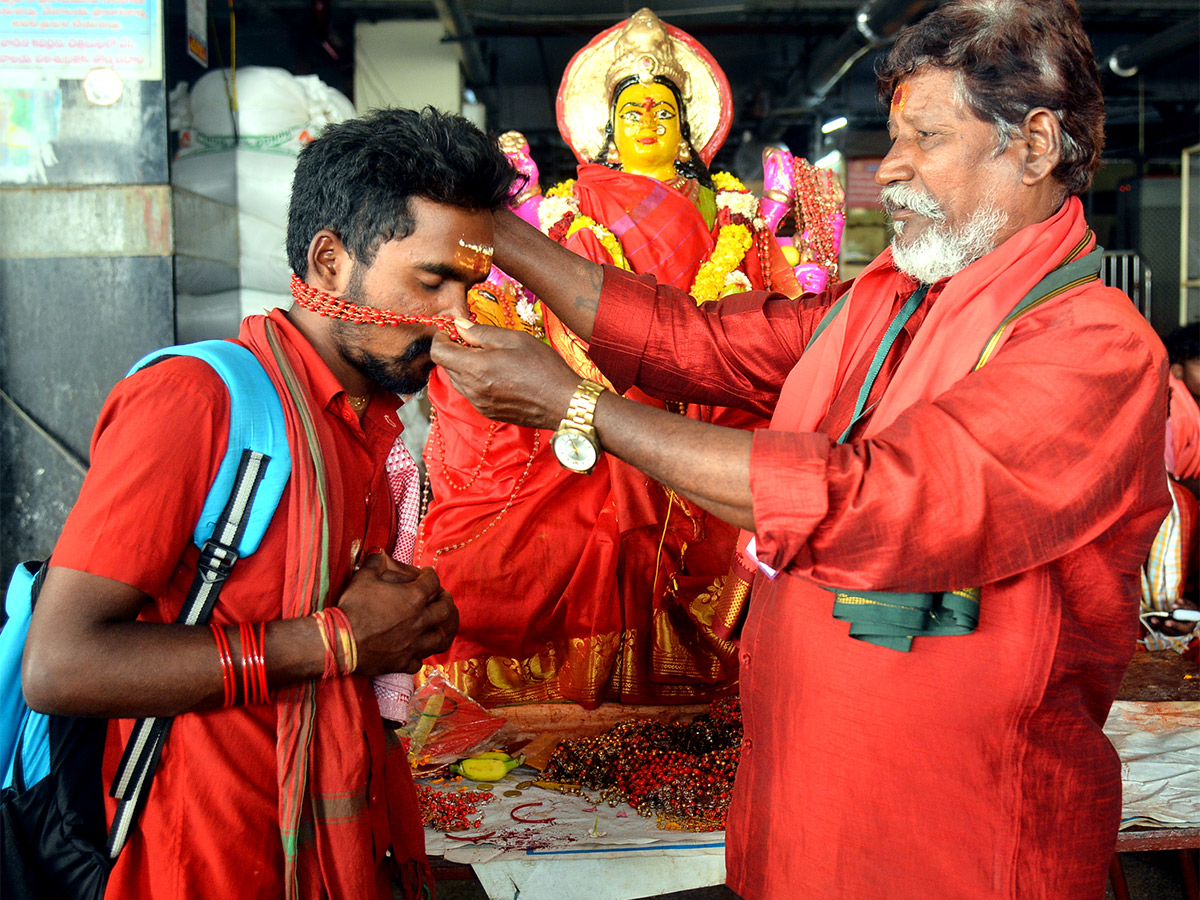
top-left (552, 428), bottom-right (598, 472)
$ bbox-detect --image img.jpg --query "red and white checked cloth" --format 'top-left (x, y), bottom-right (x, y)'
top-left (371, 433), bottom-right (422, 721)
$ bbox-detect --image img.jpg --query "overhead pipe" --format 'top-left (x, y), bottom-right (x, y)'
top-left (1105, 17), bottom-right (1199, 78)
top-left (432, 0), bottom-right (489, 87)
top-left (764, 0), bottom-right (937, 133)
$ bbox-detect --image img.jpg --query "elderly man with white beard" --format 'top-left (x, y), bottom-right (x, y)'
top-left (431, 2), bottom-right (1171, 898)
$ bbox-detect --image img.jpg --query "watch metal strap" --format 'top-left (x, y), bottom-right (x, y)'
top-left (564, 380), bottom-right (604, 429)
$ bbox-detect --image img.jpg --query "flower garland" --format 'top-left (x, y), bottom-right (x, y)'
top-left (565, 215), bottom-right (630, 270)
top-left (710, 171), bottom-right (745, 193)
top-left (688, 172), bottom-right (773, 305)
top-left (540, 181), bottom-right (631, 271)
top-left (689, 222), bottom-right (752, 305)
top-left (542, 174), bottom-right (771, 307)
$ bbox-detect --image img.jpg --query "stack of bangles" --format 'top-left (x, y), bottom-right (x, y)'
top-left (210, 622), bottom-right (271, 706)
top-left (311, 607), bottom-right (358, 679)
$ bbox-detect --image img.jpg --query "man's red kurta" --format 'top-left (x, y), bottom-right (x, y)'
top-left (53, 310), bottom-right (428, 900)
top-left (588, 200), bottom-right (1170, 899)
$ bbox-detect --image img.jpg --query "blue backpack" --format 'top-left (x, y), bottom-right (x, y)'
top-left (1, 341), bottom-right (290, 899)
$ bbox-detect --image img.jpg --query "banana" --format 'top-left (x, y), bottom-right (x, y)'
top-left (450, 752), bottom-right (526, 782)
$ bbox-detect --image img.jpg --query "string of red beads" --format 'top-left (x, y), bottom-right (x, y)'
top-left (790, 158), bottom-right (842, 285)
top-left (415, 784), bottom-right (495, 832)
top-left (542, 697), bottom-right (743, 832)
top-left (289, 274), bottom-right (467, 344)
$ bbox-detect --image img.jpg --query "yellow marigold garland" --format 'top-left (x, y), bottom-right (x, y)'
top-left (566, 215), bottom-right (630, 271)
top-left (546, 175), bottom-right (760, 305)
top-left (690, 223), bottom-right (752, 305)
top-left (711, 171), bottom-right (746, 192)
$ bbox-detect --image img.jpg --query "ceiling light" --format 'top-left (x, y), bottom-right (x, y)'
top-left (821, 116), bottom-right (848, 134)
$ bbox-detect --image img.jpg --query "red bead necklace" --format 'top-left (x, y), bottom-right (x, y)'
top-left (789, 159), bottom-right (842, 285)
top-left (289, 274), bottom-right (468, 344)
top-left (541, 696), bottom-right (743, 832)
top-left (428, 408), bottom-right (501, 493)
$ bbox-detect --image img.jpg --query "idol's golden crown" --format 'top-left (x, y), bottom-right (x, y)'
top-left (604, 8), bottom-right (689, 100)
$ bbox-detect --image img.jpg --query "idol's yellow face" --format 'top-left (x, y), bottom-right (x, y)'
top-left (612, 81), bottom-right (682, 181)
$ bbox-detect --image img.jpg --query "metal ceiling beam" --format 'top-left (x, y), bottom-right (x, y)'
top-left (432, 0), bottom-right (489, 85)
top-left (762, 0), bottom-right (936, 134)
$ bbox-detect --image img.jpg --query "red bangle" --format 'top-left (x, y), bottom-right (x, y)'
top-left (255, 621), bottom-right (270, 702)
top-left (211, 624), bottom-right (234, 707)
top-left (238, 622), bottom-right (253, 704)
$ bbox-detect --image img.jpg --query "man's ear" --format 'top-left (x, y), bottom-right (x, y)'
top-left (1019, 108), bottom-right (1062, 187)
top-left (306, 230), bottom-right (351, 293)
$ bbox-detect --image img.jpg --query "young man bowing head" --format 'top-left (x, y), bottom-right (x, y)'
top-left (23, 107), bottom-right (514, 900)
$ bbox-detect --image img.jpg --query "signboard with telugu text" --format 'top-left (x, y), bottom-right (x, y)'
top-left (0, 0), bottom-right (162, 81)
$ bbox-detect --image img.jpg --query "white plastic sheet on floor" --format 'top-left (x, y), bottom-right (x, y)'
top-left (422, 769), bottom-right (724, 899)
top-left (1104, 700), bottom-right (1200, 828)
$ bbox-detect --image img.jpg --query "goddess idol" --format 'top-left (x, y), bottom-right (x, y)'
top-left (417, 8), bottom-right (843, 708)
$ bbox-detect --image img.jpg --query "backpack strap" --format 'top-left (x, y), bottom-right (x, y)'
top-left (106, 341), bottom-right (290, 858)
top-left (129, 341), bottom-right (292, 553)
top-left (1, 560), bottom-right (50, 790)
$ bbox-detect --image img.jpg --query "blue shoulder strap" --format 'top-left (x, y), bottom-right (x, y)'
top-left (104, 340), bottom-right (292, 858)
top-left (126, 340), bottom-right (290, 555)
top-left (0, 562), bottom-right (47, 790)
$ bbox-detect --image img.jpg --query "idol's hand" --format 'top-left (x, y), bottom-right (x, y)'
top-left (432, 321), bottom-right (579, 431)
top-left (498, 130), bottom-right (543, 226)
top-left (762, 145), bottom-right (794, 200)
top-left (761, 145), bottom-right (795, 233)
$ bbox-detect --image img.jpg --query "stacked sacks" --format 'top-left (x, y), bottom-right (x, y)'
top-left (170, 67), bottom-right (356, 321)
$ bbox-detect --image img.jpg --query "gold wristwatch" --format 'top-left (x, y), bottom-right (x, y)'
top-left (551, 379), bottom-right (605, 474)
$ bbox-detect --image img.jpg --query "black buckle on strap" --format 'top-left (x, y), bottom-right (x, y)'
top-left (197, 540), bottom-right (239, 583)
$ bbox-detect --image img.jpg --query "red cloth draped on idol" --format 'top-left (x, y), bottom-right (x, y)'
top-left (415, 8), bottom-right (843, 708)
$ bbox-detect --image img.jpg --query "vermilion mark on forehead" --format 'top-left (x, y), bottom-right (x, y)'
top-left (455, 239), bottom-right (493, 277)
top-left (891, 83), bottom-right (910, 113)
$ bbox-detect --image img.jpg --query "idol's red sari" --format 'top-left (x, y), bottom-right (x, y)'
top-left (422, 165), bottom-right (795, 707)
top-left (1168, 372), bottom-right (1200, 480)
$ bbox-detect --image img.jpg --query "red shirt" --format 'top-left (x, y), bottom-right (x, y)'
top-left (590, 251), bottom-right (1169, 900)
top-left (54, 310), bottom-right (405, 900)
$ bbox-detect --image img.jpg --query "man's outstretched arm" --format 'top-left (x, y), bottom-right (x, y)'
top-left (24, 555), bottom-right (458, 719)
top-left (491, 208), bottom-right (604, 342)
top-left (432, 322), bottom-right (755, 530)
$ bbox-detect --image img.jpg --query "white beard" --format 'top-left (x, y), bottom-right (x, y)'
top-left (883, 185), bottom-right (1009, 285)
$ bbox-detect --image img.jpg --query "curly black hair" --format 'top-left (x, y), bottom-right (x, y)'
top-left (286, 106), bottom-right (517, 277)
